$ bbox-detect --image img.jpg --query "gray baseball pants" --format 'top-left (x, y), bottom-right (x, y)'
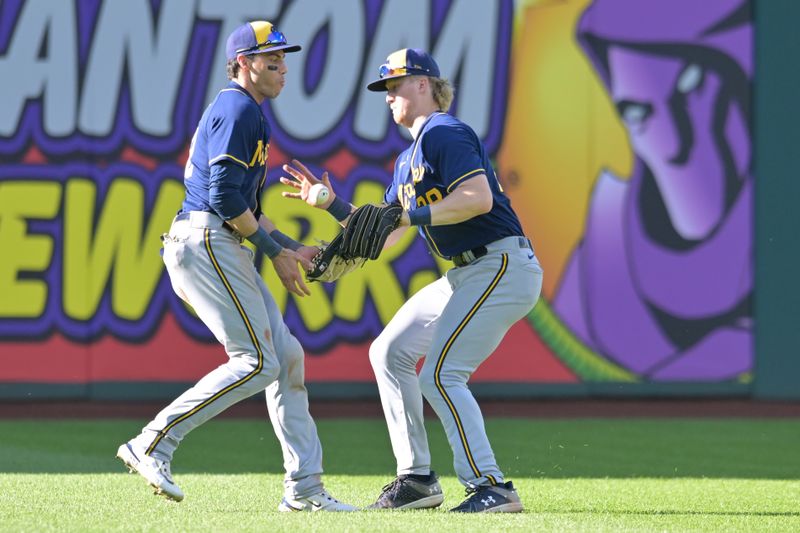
top-left (130, 211), bottom-right (324, 499)
top-left (370, 236), bottom-right (543, 487)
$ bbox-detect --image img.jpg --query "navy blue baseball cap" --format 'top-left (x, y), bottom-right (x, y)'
top-left (367, 48), bottom-right (441, 91)
top-left (225, 21), bottom-right (301, 61)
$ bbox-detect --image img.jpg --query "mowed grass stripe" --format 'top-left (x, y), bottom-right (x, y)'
top-left (0, 419), bottom-right (798, 531)
top-left (0, 419), bottom-right (797, 477)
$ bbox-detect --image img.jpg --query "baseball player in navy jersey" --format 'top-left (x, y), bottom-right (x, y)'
top-left (115, 21), bottom-right (355, 512)
top-left (282, 48), bottom-right (542, 513)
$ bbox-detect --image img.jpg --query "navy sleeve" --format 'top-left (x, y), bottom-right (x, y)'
top-left (204, 108), bottom-right (255, 169)
top-left (384, 174), bottom-right (399, 204)
top-left (422, 124), bottom-right (485, 193)
top-left (209, 161), bottom-right (249, 219)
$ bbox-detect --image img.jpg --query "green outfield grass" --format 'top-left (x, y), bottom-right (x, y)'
top-left (0, 417), bottom-right (798, 531)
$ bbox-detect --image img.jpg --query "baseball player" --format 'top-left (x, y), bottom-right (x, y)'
top-left (281, 48), bottom-right (543, 513)
top-left (116, 21), bottom-right (355, 512)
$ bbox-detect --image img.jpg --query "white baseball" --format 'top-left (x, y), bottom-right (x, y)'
top-left (308, 183), bottom-right (330, 206)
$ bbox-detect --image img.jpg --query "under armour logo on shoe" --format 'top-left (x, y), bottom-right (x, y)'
top-left (481, 495), bottom-right (496, 506)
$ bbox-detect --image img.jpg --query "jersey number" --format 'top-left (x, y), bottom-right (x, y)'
top-left (416, 187), bottom-right (443, 207)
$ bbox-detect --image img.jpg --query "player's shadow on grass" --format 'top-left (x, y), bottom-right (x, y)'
top-left (1, 418), bottom-right (798, 478)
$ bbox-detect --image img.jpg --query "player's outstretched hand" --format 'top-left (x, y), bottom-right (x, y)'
top-left (296, 245), bottom-right (320, 264)
top-left (280, 159), bottom-right (335, 209)
top-left (271, 248), bottom-right (313, 297)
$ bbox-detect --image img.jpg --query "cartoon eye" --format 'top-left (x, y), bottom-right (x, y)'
top-left (677, 63), bottom-right (704, 94)
top-left (616, 100), bottom-right (653, 129)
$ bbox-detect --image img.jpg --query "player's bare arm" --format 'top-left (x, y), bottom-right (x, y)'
top-left (398, 174), bottom-right (493, 227)
top-left (382, 225), bottom-right (410, 249)
top-left (225, 207), bottom-right (260, 236)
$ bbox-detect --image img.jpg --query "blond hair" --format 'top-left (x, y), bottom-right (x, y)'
top-left (429, 76), bottom-right (454, 112)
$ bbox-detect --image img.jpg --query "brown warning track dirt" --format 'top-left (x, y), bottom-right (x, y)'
top-left (0, 399), bottom-right (799, 419)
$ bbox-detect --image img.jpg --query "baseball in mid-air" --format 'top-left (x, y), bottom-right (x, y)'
top-left (308, 183), bottom-right (330, 206)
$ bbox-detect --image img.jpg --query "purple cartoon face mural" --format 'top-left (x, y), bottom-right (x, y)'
top-left (554, 0), bottom-right (753, 380)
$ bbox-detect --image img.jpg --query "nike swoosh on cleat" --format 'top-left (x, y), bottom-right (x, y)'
top-left (527, 254), bottom-right (534, 259)
top-left (282, 500), bottom-right (304, 512)
top-left (125, 444), bottom-right (141, 462)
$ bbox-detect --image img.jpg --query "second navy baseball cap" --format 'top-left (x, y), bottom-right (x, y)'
top-left (367, 48), bottom-right (441, 91)
top-left (226, 21), bottom-right (301, 61)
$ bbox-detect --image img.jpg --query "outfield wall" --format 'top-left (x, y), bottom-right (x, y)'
top-left (0, 0), bottom-right (793, 400)
top-left (753, 0), bottom-right (800, 400)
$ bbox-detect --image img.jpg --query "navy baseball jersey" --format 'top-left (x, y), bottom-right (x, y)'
top-left (182, 81), bottom-right (270, 218)
top-left (384, 112), bottom-right (524, 258)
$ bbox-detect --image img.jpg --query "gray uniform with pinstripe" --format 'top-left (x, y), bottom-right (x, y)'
top-left (371, 111), bottom-right (543, 488)
top-left (127, 82), bottom-right (325, 500)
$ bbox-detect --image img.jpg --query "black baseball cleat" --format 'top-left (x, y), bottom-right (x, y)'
top-left (449, 481), bottom-right (524, 513)
top-left (368, 472), bottom-right (445, 510)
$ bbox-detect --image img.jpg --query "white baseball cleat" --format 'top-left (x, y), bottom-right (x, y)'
top-left (116, 442), bottom-right (185, 502)
top-left (278, 489), bottom-right (358, 512)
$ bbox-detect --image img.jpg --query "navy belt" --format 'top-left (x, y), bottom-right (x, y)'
top-left (451, 236), bottom-right (532, 267)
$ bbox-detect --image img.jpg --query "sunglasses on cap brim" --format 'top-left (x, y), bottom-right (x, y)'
top-left (236, 30), bottom-right (288, 55)
top-left (378, 64), bottom-right (432, 78)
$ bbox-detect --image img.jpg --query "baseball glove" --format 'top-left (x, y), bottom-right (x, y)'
top-left (341, 202), bottom-right (403, 260)
top-left (306, 232), bottom-right (367, 283)
top-left (306, 202), bottom-right (403, 283)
